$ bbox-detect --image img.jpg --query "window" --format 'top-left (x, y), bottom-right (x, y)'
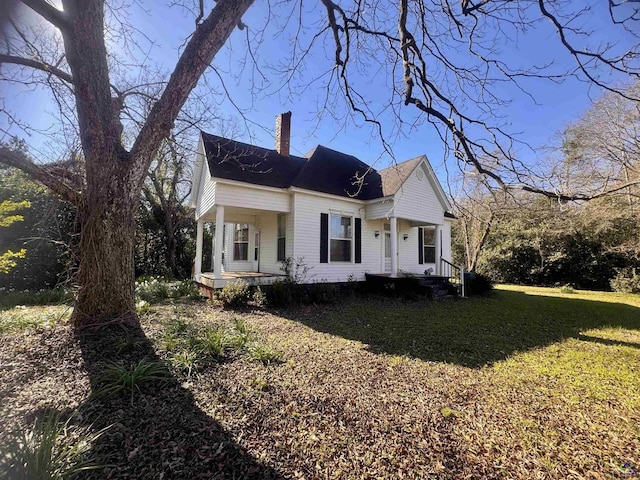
top-left (277, 214), bottom-right (286, 261)
top-left (233, 224), bottom-right (249, 261)
top-left (330, 214), bottom-right (352, 262)
top-left (422, 226), bottom-right (436, 263)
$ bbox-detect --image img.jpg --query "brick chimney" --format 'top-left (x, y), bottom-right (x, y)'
top-left (275, 111), bottom-right (291, 157)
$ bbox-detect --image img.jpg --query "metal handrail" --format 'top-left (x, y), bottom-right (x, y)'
top-left (440, 258), bottom-right (465, 297)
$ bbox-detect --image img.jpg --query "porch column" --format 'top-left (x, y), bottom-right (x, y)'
top-left (195, 219), bottom-right (203, 277)
top-left (213, 205), bottom-right (225, 279)
top-left (434, 224), bottom-right (442, 275)
top-left (390, 216), bottom-right (398, 277)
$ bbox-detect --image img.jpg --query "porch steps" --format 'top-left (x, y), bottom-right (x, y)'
top-left (364, 273), bottom-right (458, 298)
top-left (417, 276), bottom-right (458, 299)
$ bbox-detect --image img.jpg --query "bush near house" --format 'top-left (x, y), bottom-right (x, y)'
top-left (463, 272), bottom-right (494, 296)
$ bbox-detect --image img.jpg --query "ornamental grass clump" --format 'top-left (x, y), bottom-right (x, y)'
top-left (0, 411), bottom-right (109, 480)
top-left (95, 359), bottom-right (169, 404)
top-left (248, 344), bottom-right (283, 365)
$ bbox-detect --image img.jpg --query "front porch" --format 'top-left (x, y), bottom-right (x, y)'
top-left (195, 271), bottom-right (285, 290)
top-left (194, 199), bottom-right (290, 288)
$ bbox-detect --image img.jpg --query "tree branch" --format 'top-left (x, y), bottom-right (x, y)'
top-left (0, 146), bottom-right (81, 205)
top-left (21, 0), bottom-right (69, 30)
top-left (129, 0), bottom-right (254, 188)
top-left (0, 53), bottom-right (74, 84)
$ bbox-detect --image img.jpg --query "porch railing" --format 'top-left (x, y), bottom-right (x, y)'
top-left (440, 258), bottom-right (465, 297)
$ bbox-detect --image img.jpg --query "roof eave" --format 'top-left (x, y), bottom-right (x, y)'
top-left (188, 135), bottom-right (206, 209)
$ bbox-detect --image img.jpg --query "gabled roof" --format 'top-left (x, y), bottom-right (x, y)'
top-left (197, 132), bottom-right (451, 210)
top-left (378, 156), bottom-right (422, 197)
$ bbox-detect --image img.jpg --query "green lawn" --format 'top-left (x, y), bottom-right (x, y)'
top-left (0, 285), bottom-right (638, 479)
top-left (291, 284), bottom-right (640, 368)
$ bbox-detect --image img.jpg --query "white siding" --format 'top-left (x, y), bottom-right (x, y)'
top-left (256, 213), bottom-right (282, 275)
top-left (195, 166), bottom-right (216, 220)
top-left (292, 192), bottom-right (381, 283)
top-left (441, 220), bottom-right (453, 263)
top-left (393, 219), bottom-right (453, 275)
top-left (396, 220), bottom-right (429, 275)
top-left (215, 183), bottom-right (290, 212)
top-left (393, 167), bottom-right (444, 224)
top-left (365, 198), bottom-right (395, 220)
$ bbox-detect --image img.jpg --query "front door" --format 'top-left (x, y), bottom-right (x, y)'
top-left (253, 231), bottom-right (260, 272)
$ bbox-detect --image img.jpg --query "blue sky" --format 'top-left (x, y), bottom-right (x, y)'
top-left (1, 1), bottom-right (637, 182)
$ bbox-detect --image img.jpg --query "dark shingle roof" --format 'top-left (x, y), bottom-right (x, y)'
top-left (201, 134), bottom-right (384, 200)
top-left (291, 145), bottom-right (383, 200)
top-left (200, 133), bottom-right (434, 203)
top-left (201, 132), bottom-right (307, 189)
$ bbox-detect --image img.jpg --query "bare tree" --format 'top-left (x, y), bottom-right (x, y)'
top-left (141, 138), bottom-right (193, 278)
top-left (311, 0), bottom-right (639, 199)
top-left (0, 0), bottom-right (253, 327)
top-left (452, 176), bottom-right (503, 272)
top-left (560, 81), bottom-right (640, 203)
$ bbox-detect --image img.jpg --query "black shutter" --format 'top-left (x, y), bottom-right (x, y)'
top-left (354, 218), bottom-right (362, 264)
top-left (418, 227), bottom-right (424, 264)
top-left (320, 213), bottom-right (328, 263)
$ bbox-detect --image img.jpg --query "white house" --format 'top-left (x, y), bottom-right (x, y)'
top-left (190, 112), bottom-right (459, 289)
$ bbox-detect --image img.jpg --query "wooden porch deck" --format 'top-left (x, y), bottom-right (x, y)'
top-left (195, 272), bottom-right (285, 290)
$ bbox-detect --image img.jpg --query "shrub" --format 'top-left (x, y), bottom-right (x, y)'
top-left (216, 280), bottom-right (251, 309)
top-left (0, 411), bottom-right (108, 479)
top-left (280, 256), bottom-right (312, 283)
top-left (263, 279), bottom-right (295, 308)
top-left (610, 268), bottom-right (640, 294)
top-left (135, 300), bottom-right (151, 316)
top-left (252, 286), bottom-right (267, 307)
top-left (305, 282), bottom-right (337, 304)
top-left (464, 272), bottom-right (494, 296)
top-left (135, 277), bottom-right (170, 303)
top-left (170, 280), bottom-right (203, 300)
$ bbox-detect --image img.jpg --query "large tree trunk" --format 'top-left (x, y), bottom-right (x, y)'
top-left (72, 158), bottom-right (138, 328)
top-left (167, 230), bottom-right (179, 278)
top-left (2, 0), bottom-right (255, 327)
top-left (73, 201), bottom-right (137, 327)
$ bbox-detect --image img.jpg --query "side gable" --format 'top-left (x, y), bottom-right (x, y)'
top-left (387, 156), bottom-right (451, 224)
